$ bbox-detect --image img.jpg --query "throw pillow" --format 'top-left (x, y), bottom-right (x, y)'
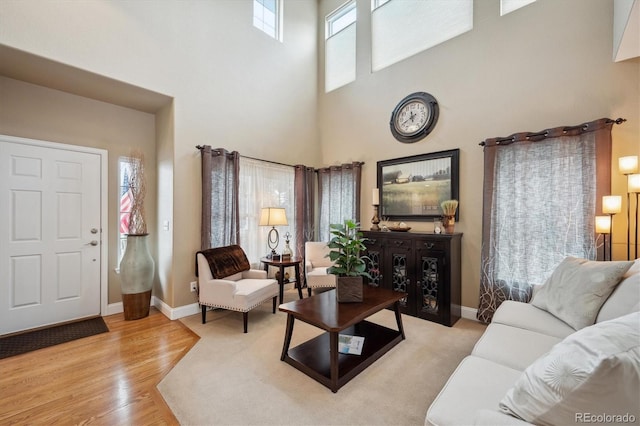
top-left (531, 256), bottom-right (633, 330)
top-left (499, 312), bottom-right (640, 426)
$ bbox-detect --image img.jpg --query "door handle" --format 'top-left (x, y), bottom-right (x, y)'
top-left (86, 240), bottom-right (99, 246)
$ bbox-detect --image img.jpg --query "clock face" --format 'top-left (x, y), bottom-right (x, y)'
top-left (390, 92), bottom-right (439, 143)
top-left (394, 100), bottom-right (430, 136)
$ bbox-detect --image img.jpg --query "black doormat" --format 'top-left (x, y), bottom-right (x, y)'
top-left (0, 317), bottom-right (109, 360)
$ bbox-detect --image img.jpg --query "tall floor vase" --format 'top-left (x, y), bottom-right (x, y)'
top-left (120, 234), bottom-right (155, 320)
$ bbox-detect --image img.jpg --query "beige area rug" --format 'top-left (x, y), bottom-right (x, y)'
top-left (158, 289), bottom-right (486, 426)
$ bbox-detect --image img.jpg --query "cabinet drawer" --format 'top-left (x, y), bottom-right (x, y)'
top-left (386, 238), bottom-right (411, 249)
top-left (417, 239), bottom-right (445, 251)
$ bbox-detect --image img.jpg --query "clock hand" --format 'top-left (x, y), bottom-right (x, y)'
top-left (401, 112), bottom-right (416, 126)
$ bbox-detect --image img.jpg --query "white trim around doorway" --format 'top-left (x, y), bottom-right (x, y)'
top-left (0, 134), bottom-right (109, 317)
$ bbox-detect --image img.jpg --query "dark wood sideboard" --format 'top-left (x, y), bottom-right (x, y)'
top-left (361, 231), bottom-right (462, 326)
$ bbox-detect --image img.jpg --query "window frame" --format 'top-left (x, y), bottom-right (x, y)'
top-left (325, 0), bottom-right (357, 93)
top-left (326, 0), bottom-right (357, 39)
top-left (253, 0), bottom-right (283, 41)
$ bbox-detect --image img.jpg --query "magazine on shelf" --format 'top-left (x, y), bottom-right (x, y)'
top-left (338, 334), bottom-right (365, 355)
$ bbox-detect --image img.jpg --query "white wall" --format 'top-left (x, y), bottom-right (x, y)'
top-left (0, 0), bottom-right (319, 308)
top-left (318, 0), bottom-right (640, 308)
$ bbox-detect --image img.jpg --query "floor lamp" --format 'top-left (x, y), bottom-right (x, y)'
top-left (619, 156), bottom-right (638, 260)
top-left (629, 174), bottom-right (640, 259)
top-left (602, 195), bottom-right (621, 260)
top-left (595, 216), bottom-right (611, 260)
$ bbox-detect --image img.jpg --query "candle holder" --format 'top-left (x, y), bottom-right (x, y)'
top-left (371, 205), bottom-right (381, 231)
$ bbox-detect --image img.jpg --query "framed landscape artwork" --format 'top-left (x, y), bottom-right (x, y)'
top-left (377, 149), bottom-right (459, 221)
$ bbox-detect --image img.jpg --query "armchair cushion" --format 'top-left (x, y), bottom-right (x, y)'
top-left (196, 245), bottom-right (250, 279)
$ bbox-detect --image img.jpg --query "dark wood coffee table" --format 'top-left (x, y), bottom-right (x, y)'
top-left (279, 286), bottom-right (406, 393)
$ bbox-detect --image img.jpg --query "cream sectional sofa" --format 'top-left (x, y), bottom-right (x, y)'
top-left (426, 258), bottom-right (640, 426)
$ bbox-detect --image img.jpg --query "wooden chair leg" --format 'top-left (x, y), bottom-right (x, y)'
top-left (243, 312), bottom-right (248, 333)
top-left (307, 287), bottom-right (312, 297)
top-left (272, 296), bottom-right (277, 313)
top-left (201, 305), bottom-right (207, 324)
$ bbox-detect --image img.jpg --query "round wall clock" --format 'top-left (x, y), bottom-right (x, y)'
top-left (389, 92), bottom-right (439, 143)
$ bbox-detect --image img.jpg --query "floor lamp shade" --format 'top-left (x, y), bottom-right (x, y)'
top-left (619, 156), bottom-right (639, 175)
top-left (629, 174), bottom-right (640, 193)
top-left (595, 215), bottom-right (611, 234)
top-left (596, 215), bottom-right (611, 261)
top-left (259, 207), bottom-right (288, 257)
top-left (602, 196), bottom-right (622, 214)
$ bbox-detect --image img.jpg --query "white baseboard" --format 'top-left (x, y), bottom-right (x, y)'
top-left (106, 297), bottom-right (199, 321)
top-left (154, 298), bottom-right (200, 320)
top-left (106, 302), bottom-right (124, 316)
top-left (461, 306), bottom-right (478, 321)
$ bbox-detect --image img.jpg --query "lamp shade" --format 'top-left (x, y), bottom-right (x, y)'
top-left (259, 207), bottom-right (288, 226)
top-left (595, 215), bottom-right (611, 234)
top-left (629, 174), bottom-right (640, 193)
top-left (602, 195), bottom-right (622, 214)
top-left (619, 156), bottom-right (639, 175)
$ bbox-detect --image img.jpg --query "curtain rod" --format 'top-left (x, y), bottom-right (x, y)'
top-left (195, 145), bottom-right (364, 170)
top-left (195, 145), bottom-right (297, 168)
top-left (478, 117), bottom-right (626, 147)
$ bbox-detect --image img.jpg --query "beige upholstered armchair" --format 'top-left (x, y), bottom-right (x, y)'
top-left (196, 245), bottom-right (278, 333)
top-left (304, 241), bottom-right (336, 297)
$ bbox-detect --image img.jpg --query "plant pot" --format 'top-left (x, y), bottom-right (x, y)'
top-left (443, 215), bottom-right (455, 234)
top-left (120, 233), bottom-right (155, 320)
top-left (336, 276), bottom-right (363, 303)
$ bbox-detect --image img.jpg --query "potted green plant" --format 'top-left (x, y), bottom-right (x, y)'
top-left (327, 219), bottom-right (371, 302)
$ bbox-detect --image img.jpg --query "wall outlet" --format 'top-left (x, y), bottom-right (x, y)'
top-left (190, 281), bottom-right (198, 292)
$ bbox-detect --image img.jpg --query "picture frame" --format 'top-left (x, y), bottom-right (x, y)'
top-left (377, 149), bottom-right (459, 221)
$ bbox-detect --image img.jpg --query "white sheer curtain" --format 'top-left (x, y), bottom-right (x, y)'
top-left (239, 157), bottom-right (296, 267)
top-left (317, 162), bottom-right (362, 242)
top-left (477, 118), bottom-right (613, 323)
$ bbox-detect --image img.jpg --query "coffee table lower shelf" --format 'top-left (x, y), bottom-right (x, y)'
top-left (282, 320), bottom-right (403, 393)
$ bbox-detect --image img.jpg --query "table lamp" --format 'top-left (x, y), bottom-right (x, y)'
top-left (259, 207), bottom-right (288, 259)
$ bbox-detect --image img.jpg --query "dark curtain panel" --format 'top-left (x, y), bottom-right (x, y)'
top-left (200, 146), bottom-right (240, 249)
top-left (294, 165), bottom-right (316, 259)
top-left (317, 162), bottom-right (363, 242)
top-left (477, 118), bottom-right (614, 323)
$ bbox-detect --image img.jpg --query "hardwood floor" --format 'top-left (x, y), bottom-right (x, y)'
top-left (0, 308), bottom-right (199, 425)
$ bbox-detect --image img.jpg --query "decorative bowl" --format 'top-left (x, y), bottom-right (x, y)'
top-left (388, 226), bottom-right (411, 232)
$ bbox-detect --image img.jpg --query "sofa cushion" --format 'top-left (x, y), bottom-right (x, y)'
top-left (499, 312), bottom-right (640, 426)
top-left (531, 256), bottom-right (633, 330)
top-left (597, 259), bottom-right (640, 323)
top-left (425, 356), bottom-right (523, 426)
top-left (491, 301), bottom-right (575, 339)
top-left (472, 323), bottom-right (562, 371)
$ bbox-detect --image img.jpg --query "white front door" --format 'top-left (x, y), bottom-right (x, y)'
top-left (0, 138), bottom-right (103, 335)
